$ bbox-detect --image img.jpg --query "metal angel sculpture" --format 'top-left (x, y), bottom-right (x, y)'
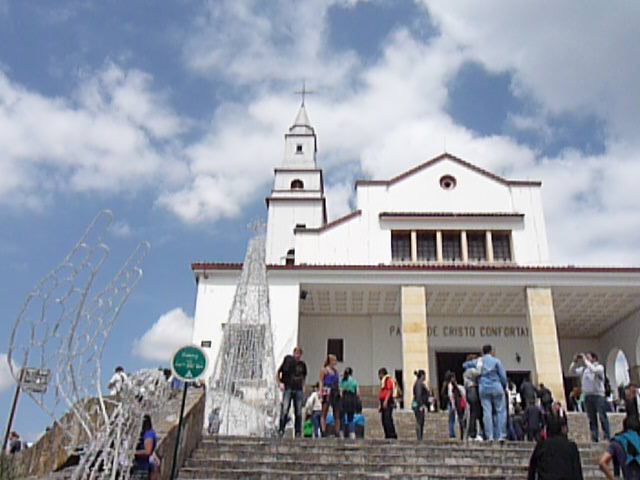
top-left (5, 210), bottom-right (168, 479)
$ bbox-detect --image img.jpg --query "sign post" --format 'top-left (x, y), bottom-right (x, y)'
top-left (169, 345), bottom-right (207, 480)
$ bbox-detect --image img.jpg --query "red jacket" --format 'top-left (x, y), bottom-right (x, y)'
top-left (379, 375), bottom-right (394, 402)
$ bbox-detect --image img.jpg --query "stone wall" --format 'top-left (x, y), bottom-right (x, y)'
top-left (155, 389), bottom-right (205, 480)
top-left (8, 389), bottom-right (206, 479)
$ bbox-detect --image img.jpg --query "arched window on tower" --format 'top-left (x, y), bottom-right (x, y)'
top-left (285, 249), bottom-right (295, 265)
top-left (290, 179), bottom-right (304, 190)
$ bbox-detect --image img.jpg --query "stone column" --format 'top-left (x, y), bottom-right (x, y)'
top-left (525, 287), bottom-right (565, 404)
top-left (401, 285), bottom-right (429, 409)
top-left (486, 231), bottom-right (494, 262)
top-left (411, 230), bottom-right (418, 262)
top-left (461, 231), bottom-right (469, 263)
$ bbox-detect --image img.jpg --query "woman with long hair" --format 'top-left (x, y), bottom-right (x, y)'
top-left (134, 414), bottom-right (159, 479)
top-left (340, 367), bottom-right (359, 439)
top-left (319, 354), bottom-right (341, 437)
top-left (412, 369), bottom-right (429, 440)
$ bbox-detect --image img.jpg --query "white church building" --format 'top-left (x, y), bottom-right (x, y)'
top-left (192, 104), bottom-right (640, 406)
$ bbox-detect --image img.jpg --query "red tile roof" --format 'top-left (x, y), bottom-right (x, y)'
top-left (379, 212), bottom-right (524, 219)
top-left (191, 262), bottom-right (640, 274)
top-left (295, 210), bottom-right (362, 233)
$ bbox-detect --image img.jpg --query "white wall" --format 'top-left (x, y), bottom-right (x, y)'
top-left (299, 314), bottom-right (401, 387)
top-left (192, 274), bottom-right (300, 382)
top-left (293, 157), bottom-right (549, 266)
top-left (426, 315), bottom-right (534, 386)
top-left (298, 312), bottom-right (535, 388)
top-left (266, 200), bottom-right (325, 264)
top-left (191, 275), bottom-right (238, 379)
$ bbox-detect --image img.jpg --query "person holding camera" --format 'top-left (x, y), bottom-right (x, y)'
top-left (570, 352), bottom-right (610, 442)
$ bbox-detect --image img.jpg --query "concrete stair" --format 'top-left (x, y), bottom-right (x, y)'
top-left (176, 409), bottom-right (617, 479)
top-left (178, 436), bottom-right (605, 479)
top-left (363, 408), bottom-right (624, 444)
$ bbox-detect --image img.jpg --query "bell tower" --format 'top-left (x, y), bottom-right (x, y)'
top-left (265, 103), bottom-right (327, 265)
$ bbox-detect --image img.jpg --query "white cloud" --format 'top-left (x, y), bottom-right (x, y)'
top-left (133, 308), bottom-right (194, 362)
top-left (110, 220), bottom-right (133, 238)
top-left (0, 353), bottom-right (16, 392)
top-left (420, 1), bottom-right (640, 140)
top-left (2, 1), bottom-right (640, 267)
top-left (0, 63), bottom-right (188, 207)
top-left (183, 0), bottom-right (358, 87)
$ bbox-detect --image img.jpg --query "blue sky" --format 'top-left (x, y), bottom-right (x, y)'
top-left (1, 0), bottom-right (639, 440)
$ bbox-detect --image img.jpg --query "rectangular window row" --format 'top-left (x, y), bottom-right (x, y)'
top-left (391, 230), bottom-right (512, 263)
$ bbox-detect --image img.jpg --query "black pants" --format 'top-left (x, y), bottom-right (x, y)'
top-left (380, 402), bottom-right (397, 439)
top-left (526, 428), bottom-right (541, 442)
top-left (467, 387), bottom-right (483, 438)
top-left (413, 406), bottom-right (425, 440)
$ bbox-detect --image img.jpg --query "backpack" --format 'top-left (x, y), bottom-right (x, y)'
top-left (393, 378), bottom-right (402, 399)
top-left (540, 388), bottom-right (552, 405)
top-left (613, 431), bottom-right (640, 466)
top-left (453, 385), bottom-right (466, 412)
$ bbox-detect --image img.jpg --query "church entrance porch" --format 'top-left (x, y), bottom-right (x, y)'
top-left (295, 280), bottom-right (640, 409)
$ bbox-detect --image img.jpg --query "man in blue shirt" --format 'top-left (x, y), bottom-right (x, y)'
top-left (463, 344), bottom-right (508, 441)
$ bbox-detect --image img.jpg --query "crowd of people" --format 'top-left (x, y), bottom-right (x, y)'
top-left (276, 347), bottom-right (367, 439)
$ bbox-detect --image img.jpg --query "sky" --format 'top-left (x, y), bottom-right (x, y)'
top-left (1, 0), bottom-right (639, 440)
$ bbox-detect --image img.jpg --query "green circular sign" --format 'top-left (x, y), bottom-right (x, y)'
top-left (171, 345), bottom-right (208, 382)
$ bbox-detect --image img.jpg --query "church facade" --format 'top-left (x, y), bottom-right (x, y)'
top-left (191, 104), bottom-right (640, 406)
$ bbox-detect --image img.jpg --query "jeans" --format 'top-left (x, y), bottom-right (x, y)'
top-left (584, 394), bottom-right (610, 442)
top-left (413, 406), bottom-right (425, 440)
top-left (448, 404), bottom-right (464, 439)
top-left (480, 388), bottom-right (506, 441)
top-left (380, 402), bottom-right (397, 439)
top-left (311, 411), bottom-right (321, 438)
top-left (342, 412), bottom-right (356, 435)
top-left (279, 388), bottom-right (304, 436)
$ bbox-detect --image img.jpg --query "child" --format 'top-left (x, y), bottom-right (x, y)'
top-left (305, 383), bottom-right (323, 438)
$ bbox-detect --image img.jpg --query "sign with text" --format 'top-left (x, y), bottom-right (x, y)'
top-left (171, 345), bottom-right (208, 382)
top-left (388, 325), bottom-right (529, 338)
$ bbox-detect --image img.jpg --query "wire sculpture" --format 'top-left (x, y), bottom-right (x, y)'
top-left (207, 234), bottom-right (279, 436)
top-left (5, 210), bottom-right (164, 479)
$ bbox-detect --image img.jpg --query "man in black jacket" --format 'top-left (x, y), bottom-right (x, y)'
top-left (277, 346), bottom-right (307, 437)
top-left (527, 415), bottom-right (583, 480)
top-left (625, 384), bottom-right (639, 422)
top-left (520, 379), bottom-right (538, 408)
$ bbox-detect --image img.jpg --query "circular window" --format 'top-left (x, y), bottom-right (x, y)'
top-left (439, 175), bottom-right (457, 190)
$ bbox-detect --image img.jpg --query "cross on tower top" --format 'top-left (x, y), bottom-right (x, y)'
top-left (294, 80), bottom-right (314, 106)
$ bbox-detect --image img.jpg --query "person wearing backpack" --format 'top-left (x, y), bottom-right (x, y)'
top-left (570, 352), bottom-right (611, 442)
top-left (463, 344), bottom-right (507, 441)
top-left (447, 375), bottom-right (466, 440)
top-left (599, 415), bottom-right (640, 479)
top-left (378, 367), bottom-right (397, 439)
top-left (340, 367), bottom-right (359, 439)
